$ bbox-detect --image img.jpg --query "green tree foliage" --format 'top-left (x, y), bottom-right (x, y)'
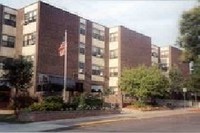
top-left (119, 66), bottom-right (169, 102)
top-left (168, 66), bottom-right (184, 92)
top-left (3, 57), bottom-right (33, 94)
top-left (178, 5), bottom-right (200, 62)
top-left (3, 57), bottom-right (33, 113)
top-left (178, 3), bottom-right (200, 98)
top-left (186, 59), bottom-right (200, 92)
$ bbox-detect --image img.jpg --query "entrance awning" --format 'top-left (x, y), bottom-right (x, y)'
top-left (0, 80), bottom-right (11, 91)
top-left (49, 75), bottom-right (75, 88)
top-left (0, 85), bottom-right (11, 91)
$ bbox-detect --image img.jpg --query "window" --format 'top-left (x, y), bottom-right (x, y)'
top-left (92, 65), bottom-right (103, 76)
top-left (79, 43), bottom-right (85, 54)
top-left (92, 28), bottom-right (104, 41)
top-left (91, 85), bottom-right (103, 92)
top-left (79, 62), bottom-right (85, 74)
top-left (151, 52), bottom-right (158, 58)
top-left (1, 35), bottom-right (15, 48)
top-left (109, 67), bottom-right (118, 77)
top-left (160, 58), bottom-right (167, 64)
top-left (160, 50), bottom-right (169, 58)
top-left (80, 23), bottom-right (86, 35)
top-left (109, 32), bottom-right (118, 42)
top-left (23, 32), bottom-right (36, 46)
top-left (92, 47), bottom-right (104, 58)
top-left (24, 10), bottom-right (37, 25)
top-left (110, 49), bottom-right (118, 59)
top-left (4, 12), bottom-right (16, 27)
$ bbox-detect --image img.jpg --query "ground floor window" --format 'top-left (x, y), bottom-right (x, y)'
top-left (91, 85), bottom-right (103, 92)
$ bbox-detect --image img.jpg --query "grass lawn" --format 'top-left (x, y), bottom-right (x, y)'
top-left (0, 114), bottom-right (29, 124)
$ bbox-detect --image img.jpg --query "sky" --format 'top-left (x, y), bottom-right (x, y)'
top-left (1, 0), bottom-right (198, 47)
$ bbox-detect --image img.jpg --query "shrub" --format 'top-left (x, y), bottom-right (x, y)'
top-left (77, 94), bottom-right (88, 110)
top-left (63, 103), bottom-right (78, 110)
top-left (28, 96), bottom-right (64, 111)
top-left (132, 101), bottom-right (148, 108)
top-left (43, 102), bottom-right (63, 111)
top-left (29, 103), bottom-right (44, 111)
top-left (85, 98), bottom-right (103, 110)
top-left (63, 96), bottom-right (81, 110)
top-left (44, 96), bottom-right (63, 104)
top-left (28, 95), bottom-right (104, 111)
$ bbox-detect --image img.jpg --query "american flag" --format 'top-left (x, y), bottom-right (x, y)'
top-left (58, 42), bottom-right (66, 56)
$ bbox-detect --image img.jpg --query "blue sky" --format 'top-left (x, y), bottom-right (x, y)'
top-left (1, 0), bottom-right (198, 46)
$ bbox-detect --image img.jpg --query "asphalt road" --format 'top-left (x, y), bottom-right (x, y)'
top-left (64, 113), bottom-right (200, 132)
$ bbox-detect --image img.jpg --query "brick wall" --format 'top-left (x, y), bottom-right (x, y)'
top-left (84, 20), bottom-right (92, 92)
top-left (170, 46), bottom-right (189, 77)
top-left (0, 5), bottom-right (3, 45)
top-left (36, 2), bottom-right (109, 93)
top-left (104, 28), bottom-right (109, 91)
top-left (15, 8), bottom-right (24, 56)
top-left (18, 110), bottom-right (120, 122)
top-left (120, 26), bottom-right (151, 71)
top-left (37, 2), bottom-right (79, 78)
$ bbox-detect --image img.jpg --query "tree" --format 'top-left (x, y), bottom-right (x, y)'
top-left (178, 5), bottom-right (200, 62)
top-left (3, 57), bottom-right (33, 112)
top-left (119, 66), bottom-right (169, 103)
top-left (168, 66), bottom-right (184, 99)
top-left (168, 67), bottom-right (184, 92)
top-left (187, 59), bottom-right (200, 92)
top-left (4, 57), bottom-right (33, 94)
top-left (178, 3), bottom-right (200, 101)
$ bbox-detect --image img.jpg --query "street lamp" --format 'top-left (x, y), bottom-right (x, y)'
top-left (183, 88), bottom-right (187, 108)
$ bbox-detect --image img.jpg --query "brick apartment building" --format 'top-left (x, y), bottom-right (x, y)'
top-left (0, 1), bottom-right (152, 107)
top-left (0, 1), bottom-right (189, 108)
top-left (108, 26), bottom-right (151, 104)
top-left (160, 46), bottom-right (189, 76)
top-left (0, 5), bottom-right (17, 108)
top-left (151, 44), bottom-right (160, 66)
top-left (0, 2), bottom-right (109, 96)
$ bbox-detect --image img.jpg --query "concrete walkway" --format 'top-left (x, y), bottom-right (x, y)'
top-left (0, 110), bottom-right (14, 115)
top-left (0, 108), bottom-right (199, 132)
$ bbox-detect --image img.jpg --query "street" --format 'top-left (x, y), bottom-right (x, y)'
top-left (64, 113), bottom-right (200, 132)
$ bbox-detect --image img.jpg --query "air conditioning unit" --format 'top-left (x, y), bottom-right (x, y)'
top-left (97, 54), bottom-right (101, 57)
top-left (100, 72), bottom-right (103, 76)
top-left (79, 69), bottom-right (83, 74)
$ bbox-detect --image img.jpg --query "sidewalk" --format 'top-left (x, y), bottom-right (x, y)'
top-left (0, 108), bottom-right (199, 132)
top-left (0, 110), bottom-right (14, 115)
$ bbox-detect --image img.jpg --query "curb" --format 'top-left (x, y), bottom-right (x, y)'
top-left (41, 117), bottom-right (135, 132)
top-left (41, 109), bottom-right (200, 132)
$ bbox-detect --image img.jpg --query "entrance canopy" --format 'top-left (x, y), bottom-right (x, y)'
top-left (0, 80), bottom-right (11, 91)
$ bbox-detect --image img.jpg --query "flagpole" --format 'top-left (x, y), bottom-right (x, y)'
top-left (63, 30), bottom-right (67, 102)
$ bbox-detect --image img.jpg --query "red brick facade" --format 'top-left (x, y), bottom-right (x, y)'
top-left (36, 2), bottom-right (109, 93)
top-left (18, 110), bottom-right (120, 122)
top-left (169, 46), bottom-right (189, 76)
top-left (120, 26), bottom-right (151, 71)
top-left (0, 5), bottom-right (3, 42)
top-left (0, 1), bottom-right (190, 107)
